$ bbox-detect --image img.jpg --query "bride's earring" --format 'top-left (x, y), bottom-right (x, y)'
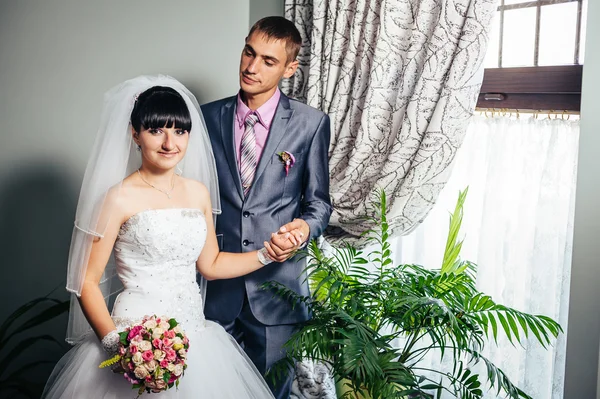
top-left (136, 144), bottom-right (142, 152)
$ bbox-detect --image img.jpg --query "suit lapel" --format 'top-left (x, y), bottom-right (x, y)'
top-left (252, 95), bottom-right (294, 189)
top-left (220, 99), bottom-right (244, 199)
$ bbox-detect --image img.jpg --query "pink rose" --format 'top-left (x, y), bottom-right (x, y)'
top-left (162, 338), bottom-right (173, 348)
top-left (152, 338), bottom-right (162, 349)
top-left (130, 345), bottom-right (138, 354)
top-left (128, 325), bottom-right (144, 340)
top-left (160, 359), bottom-right (169, 368)
top-left (118, 346), bottom-right (126, 356)
top-left (123, 373), bottom-right (138, 384)
top-left (165, 348), bottom-right (177, 362)
top-left (164, 330), bottom-right (176, 339)
top-left (142, 350), bottom-right (154, 362)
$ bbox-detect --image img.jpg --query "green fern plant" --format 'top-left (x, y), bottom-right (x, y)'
top-left (266, 189), bottom-right (562, 399)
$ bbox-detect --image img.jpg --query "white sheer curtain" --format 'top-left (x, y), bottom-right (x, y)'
top-left (396, 115), bottom-right (579, 398)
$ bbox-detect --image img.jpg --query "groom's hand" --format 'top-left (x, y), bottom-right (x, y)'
top-left (279, 218), bottom-right (309, 246)
top-left (263, 219), bottom-right (310, 262)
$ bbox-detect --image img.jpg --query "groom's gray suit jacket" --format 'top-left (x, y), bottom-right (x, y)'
top-left (201, 93), bottom-right (332, 326)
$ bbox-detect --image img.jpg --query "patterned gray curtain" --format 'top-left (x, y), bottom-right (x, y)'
top-left (282, 0), bottom-right (498, 246)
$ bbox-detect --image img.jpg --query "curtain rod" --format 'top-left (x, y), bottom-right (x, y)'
top-left (475, 108), bottom-right (580, 117)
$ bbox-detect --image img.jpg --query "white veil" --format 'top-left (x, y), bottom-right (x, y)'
top-left (65, 75), bottom-right (220, 344)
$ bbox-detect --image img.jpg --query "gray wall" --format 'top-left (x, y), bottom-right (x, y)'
top-left (564, 0), bottom-right (600, 397)
top-left (250, 0), bottom-right (284, 26)
top-left (0, 0), bottom-right (253, 392)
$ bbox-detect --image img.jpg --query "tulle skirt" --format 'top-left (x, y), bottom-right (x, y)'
top-left (42, 320), bottom-right (274, 398)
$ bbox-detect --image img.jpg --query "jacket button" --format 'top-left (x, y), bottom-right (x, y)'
top-left (243, 239), bottom-right (249, 246)
top-left (243, 211), bottom-right (250, 218)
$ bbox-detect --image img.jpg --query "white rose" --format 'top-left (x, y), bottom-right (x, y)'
top-left (178, 349), bottom-right (187, 359)
top-left (132, 352), bottom-right (144, 366)
top-left (144, 360), bottom-right (158, 372)
top-left (173, 364), bottom-right (184, 377)
top-left (151, 328), bottom-right (164, 340)
top-left (159, 320), bottom-right (170, 330)
top-left (155, 380), bottom-right (167, 390)
top-left (172, 337), bottom-right (183, 346)
top-left (138, 340), bottom-right (152, 352)
top-left (153, 349), bottom-right (165, 361)
top-left (134, 365), bottom-right (149, 379)
top-left (167, 363), bottom-right (176, 372)
top-left (143, 319), bottom-right (157, 329)
top-left (173, 325), bottom-right (182, 334)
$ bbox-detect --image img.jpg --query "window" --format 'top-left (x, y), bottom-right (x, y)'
top-left (477, 0), bottom-right (587, 111)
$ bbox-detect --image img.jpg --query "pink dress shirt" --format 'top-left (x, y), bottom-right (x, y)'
top-left (234, 88), bottom-right (281, 166)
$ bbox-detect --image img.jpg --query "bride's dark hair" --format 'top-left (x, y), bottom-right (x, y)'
top-left (130, 86), bottom-right (192, 133)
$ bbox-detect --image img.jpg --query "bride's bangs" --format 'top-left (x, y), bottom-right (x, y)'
top-left (140, 95), bottom-right (192, 132)
top-left (132, 87), bottom-right (193, 133)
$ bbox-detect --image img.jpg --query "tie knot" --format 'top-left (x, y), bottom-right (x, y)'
top-left (245, 113), bottom-right (259, 128)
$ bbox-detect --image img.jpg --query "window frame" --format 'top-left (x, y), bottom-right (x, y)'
top-left (477, 0), bottom-right (584, 111)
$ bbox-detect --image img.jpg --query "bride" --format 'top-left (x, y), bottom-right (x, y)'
top-left (42, 75), bottom-right (289, 398)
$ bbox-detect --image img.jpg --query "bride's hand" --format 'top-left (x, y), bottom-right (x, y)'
top-left (263, 231), bottom-right (299, 262)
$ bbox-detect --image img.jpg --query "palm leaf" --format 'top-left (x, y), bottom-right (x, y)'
top-left (269, 188), bottom-right (561, 399)
top-left (441, 188), bottom-right (468, 274)
top-left (0, 297), bottom-right (64, 342)
top-left (0, 300), bottom-right (69, 351)
top-left (0, 335), bottom-right (64, 377)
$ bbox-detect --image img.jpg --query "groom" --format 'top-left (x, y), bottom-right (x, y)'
top-left (201, 16), bottom-right (332, 399)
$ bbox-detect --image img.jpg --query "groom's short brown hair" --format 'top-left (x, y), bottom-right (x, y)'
top-left (248, 16), bottom-right (302, 64)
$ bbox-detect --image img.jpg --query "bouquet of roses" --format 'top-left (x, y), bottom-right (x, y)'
top-left (99, 315), bottom-right (189, 396)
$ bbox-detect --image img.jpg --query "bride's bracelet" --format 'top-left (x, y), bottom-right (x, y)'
top-left (101, 330), bottom-right (120, 355)
top-left (257, 247), bottom-right (273, 265)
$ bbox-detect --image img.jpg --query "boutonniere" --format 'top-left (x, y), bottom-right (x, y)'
top-left (277, 151), bottom-right (296, 176)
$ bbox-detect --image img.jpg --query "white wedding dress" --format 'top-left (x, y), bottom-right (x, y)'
top-left (43, 208), bottom-right (275, 398)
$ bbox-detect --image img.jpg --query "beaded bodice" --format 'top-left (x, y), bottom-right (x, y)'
top-left (110, 208), bottom-right (207, 331)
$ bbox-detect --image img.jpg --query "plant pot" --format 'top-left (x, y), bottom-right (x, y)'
top-left (335, 379), bottom-right (372, 399)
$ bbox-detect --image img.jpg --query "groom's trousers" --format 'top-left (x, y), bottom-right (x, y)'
top-left (214, 291), bottom-right (297, 399)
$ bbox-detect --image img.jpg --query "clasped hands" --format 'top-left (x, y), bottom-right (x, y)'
top-left (262, 218), bottom-right (309, 263)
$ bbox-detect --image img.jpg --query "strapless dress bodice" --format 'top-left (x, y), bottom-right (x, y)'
top-left (110, 208), bottom-right (207, 331)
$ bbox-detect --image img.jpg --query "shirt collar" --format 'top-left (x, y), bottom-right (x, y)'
top-left (236, 88), bottom-right (281, 129)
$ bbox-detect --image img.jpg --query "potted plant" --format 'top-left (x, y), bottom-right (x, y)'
top-left (266, 189), bottom-right (562, 399)
top-left (0, 294), bottom-right (69, 398)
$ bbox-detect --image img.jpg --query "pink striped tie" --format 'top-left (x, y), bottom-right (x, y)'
top-left (240, 113), bottom-right (259, 196)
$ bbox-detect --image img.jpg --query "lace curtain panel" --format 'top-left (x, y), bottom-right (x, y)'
top-left (396, 115), bottom-right (579, 398)
top-left (291, 116), bottom-right (579, 399)
top-left (282, 0), bottom-right (498, 245)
